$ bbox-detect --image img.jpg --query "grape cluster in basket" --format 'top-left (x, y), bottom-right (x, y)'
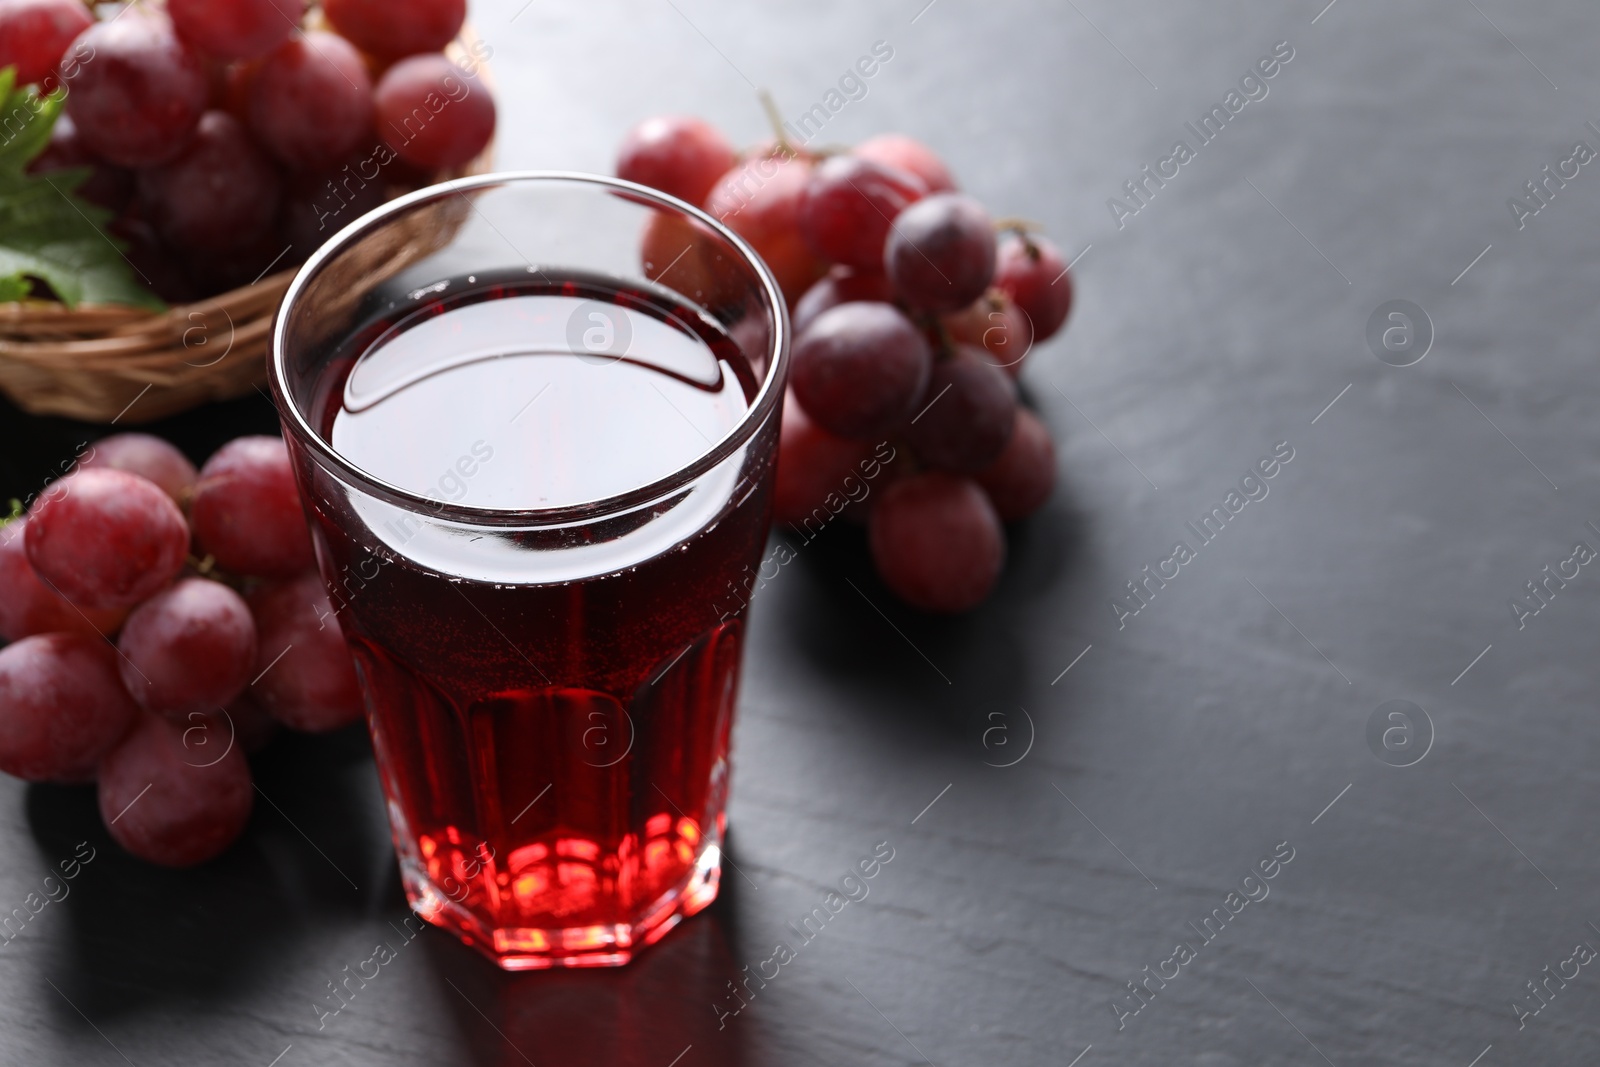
top-left (0, 0), bottom-right (495, 301)
top-left (616, 117), bottom-right (1072, 612)
top-left (0, 434), bottom-right (362, 867)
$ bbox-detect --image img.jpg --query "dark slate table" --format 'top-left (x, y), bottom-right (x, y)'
top-left (3, 1), bottom-right (1598, 1063)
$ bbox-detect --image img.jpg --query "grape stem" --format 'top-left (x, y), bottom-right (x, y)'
top-left (993, 218), bottom-right (1044, 260)
top-left (757, 89), bottom-right (802, 159)
top-left (186, 552), bottom-right (248, 593)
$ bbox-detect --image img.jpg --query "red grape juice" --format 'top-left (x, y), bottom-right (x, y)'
top-left (298, 269), bottom-right (775, 968)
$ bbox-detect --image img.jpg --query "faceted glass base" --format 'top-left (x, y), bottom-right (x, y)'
top-left (403, 845), bottom-right (723, 970)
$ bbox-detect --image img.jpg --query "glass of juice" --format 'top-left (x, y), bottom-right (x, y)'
top-left (269, 173), bottom-right (788, 969)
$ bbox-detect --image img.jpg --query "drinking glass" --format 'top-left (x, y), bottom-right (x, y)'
top-left (269, 173), bottom-right (788, 969)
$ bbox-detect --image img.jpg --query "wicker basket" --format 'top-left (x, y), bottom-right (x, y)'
top-left (0, 31), bottom-right (495, 425)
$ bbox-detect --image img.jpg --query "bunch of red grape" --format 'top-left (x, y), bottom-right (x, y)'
top-left (616, 118), bottom-right (1071, 612)
top-left (0, 0), bottom-right (495, 301)
top-left (0, 433), bottom-right (362, 867)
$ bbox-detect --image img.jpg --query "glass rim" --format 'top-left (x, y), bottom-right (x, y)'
top-left (269, 170), bottom-right (790, 527)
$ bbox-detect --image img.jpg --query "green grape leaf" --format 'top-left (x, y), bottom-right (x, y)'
top-left (0, 66), bottom-right (163, 309)
top-left (0, 67), bottom-right (65, 174)
top-left (0, 168), bottom-right (164, 310)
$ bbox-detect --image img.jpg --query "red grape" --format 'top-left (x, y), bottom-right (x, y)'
top-left (374, 54), bottom-right (495, 171)
top-left (706, 151), bottom-right (826, 305)
top-left (172, 709), bottom-right (240, 773)
top-left (904, 345), bottom-right (1017, 473)
top-left (98, 711), bottom-right (253, 867)
top-left (791, 302), bottom-right (931, 440)
top-left (169, 0), bottom-right (303, 61)
top-left (798, 155), bottom-right (926, 271)
top-left (840, 441), bottom-right (909, 526)
top-left (854, 133), bottom-right (956, 193)
top-left (79, 433), bottom-right (197, 504)
top-left (995, 232), bottom-right (1073, 342)
top-left (617, 115), bottom-right (737, 208)
top-left (0, 634), bottom-right (138, 782)
top-left (117, 578), bottom-right (257, 719)
top-left (0, 0), bottom-right (92, 88)
top-left (281, 157), bottom-right (387, 259)
top-left (942, 291), bottom-right (1034, 377)
top-left (180, 227), bottom-right (295, 297)
top-left (640, 210), bottom-right (745, 310)
top-left (884, 193), bottom-right (997, 313)
top-left (248, 572), bottom-right (364, 733)
top-left (190, 436), bottom-right (315, 578)
top-left (108, 207), bottom-right (198, 304)
top-left (247, 31), bottom-right (373, 169)
top-left (868, 472), bottom-right (1004, 613)
top-left (26, 469), bottom-right (190, 611)
top-left (62, 12), bottom-right (208, 167)
top-left (792, 267), bottom-right (895, 335)
top-left (0, 517), bottom-right (127, 641)
top-left (26, 113), bottom-right (134, 213)
top-left (224, 690), bottom-right (279, 753)
top-left (774, 390), bottom-right (873, 526)
top-left (324, 0), bottom-right (465, 59)
top-left (138, 111), bottom-right (283, 253)
top-left (844, 441), bottom-right (908, 524)
top-left (727, 304), bottom-right (777, 378)
top-left (976, 407), bottom-right (1055, 521)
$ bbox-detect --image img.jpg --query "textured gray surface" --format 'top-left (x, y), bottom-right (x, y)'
top-left (2, 0), bottom-right (1599, 1064)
